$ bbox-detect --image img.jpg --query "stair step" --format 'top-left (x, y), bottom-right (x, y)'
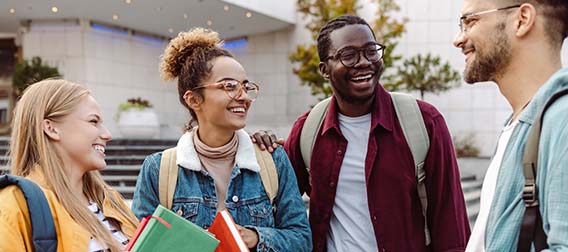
top-left (467, 201), bottom-right (480, 219)
top-left (464, 190), bottom-right (481, 204)
top-left (460, 173), bottom-right (477, 182)
top-left (461, 179), bottom-right (483, 192)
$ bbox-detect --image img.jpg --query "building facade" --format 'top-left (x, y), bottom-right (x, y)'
top-left (1, 0), bottom-right (567, 156)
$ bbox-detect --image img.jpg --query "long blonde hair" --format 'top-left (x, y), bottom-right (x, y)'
top-left (9, 79), bottom-right (138, 251)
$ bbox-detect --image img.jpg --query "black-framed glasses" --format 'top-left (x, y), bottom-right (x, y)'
top-left (192, 79), bottom-right (260, 101)
top-left (459, 4), bottom-right (521, 33)
top-left (325, 43), bottom-right (385, 68)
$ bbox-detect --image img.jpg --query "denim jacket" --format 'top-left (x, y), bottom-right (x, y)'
top-left (485, 68), bottom-right (568, 251)
top-left (131, 129), bottom-right (312, 252)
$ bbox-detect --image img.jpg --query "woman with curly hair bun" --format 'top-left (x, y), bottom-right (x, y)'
top-left (131, 28), bottom-right (312, 251)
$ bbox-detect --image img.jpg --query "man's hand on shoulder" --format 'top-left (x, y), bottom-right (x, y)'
top-left (250, 130), bottom-right (284, 153)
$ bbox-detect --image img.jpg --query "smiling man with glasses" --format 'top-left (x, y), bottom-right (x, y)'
top-left (453, 0), bottom-right (568, 251)
top-left (277, 14), bottom-right (471, 252)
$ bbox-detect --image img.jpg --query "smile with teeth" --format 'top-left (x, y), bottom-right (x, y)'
top-left (230, 107), bottom-right (246, 113)
top-left (351, 74), bottom-right (373, 81)
top-left (93, 145), bottom-right (105, 155)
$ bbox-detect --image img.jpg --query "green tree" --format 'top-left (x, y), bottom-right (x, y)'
top-left (371, 0), bottom-right (407, 86)
top-left (12, 56), bottom-right (61, 97)
top-left (385, 53), bottom-right (460, 100)
top-left (289, 0), bottom-right (406, 99)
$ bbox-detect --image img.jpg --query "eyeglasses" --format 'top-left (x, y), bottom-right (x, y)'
top-left (325, 43), bottom-right (385, 68)
top-left (459, 4), bottom-right (521, 33)
top-left (192, 79), bottom-right (260, 101)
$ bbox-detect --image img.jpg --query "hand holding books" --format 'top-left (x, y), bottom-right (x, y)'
top-left (209, 210), bottom-right (251, 252)
top-left (234, 224), bottom-right (258, 249)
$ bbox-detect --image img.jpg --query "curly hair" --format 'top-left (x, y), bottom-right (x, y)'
top-left (316, 15), bottom-right (375, 62)
top-left (160, 27), bottom-right (233, 130)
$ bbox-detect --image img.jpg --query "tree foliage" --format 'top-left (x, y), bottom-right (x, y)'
top-left (385, 53), bottom-right (460, 100)
top-left (12, 56), bottom-right (61, 96)
top-left (290, 0), bottom-right (407, 98)
top-left (371, 0), bottom-right (407, 85)
top-left (290, 0), bottom-right (360, 98)
top-left (289, 0), bottom-right (459, 101)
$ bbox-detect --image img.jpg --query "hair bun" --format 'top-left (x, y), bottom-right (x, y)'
top-left (160, 27), bottom-right (224, 81)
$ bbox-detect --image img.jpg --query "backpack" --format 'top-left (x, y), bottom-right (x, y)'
top-left (299, 92), bottom-right (432, 245)
top-left (518, 88), bottom-right (568, 252)
top-left (0, 175), bottom-right (57, 252)
top-left (158, 145), bottom-right (279, 210)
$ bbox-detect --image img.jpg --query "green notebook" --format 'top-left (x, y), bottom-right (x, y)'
top-left (130, 205), bottom-right (219, 252)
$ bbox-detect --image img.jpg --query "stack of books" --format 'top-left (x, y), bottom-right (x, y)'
top-left (126, 205), bottom-right (250, 252)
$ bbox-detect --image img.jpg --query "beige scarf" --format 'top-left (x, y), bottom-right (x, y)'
top-left (193, 130), bottom-right (238, 211)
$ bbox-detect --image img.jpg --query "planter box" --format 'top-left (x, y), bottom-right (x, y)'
top-left (117, 109), bottom-right (160, 139)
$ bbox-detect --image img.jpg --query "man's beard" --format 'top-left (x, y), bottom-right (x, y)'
top-left (464, 23), bottom-right (512, 84)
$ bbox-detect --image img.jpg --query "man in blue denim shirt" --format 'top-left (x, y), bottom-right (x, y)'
top-left (454, 0), bottom-right (568, 250)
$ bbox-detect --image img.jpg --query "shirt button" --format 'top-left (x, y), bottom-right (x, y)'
top-left (330, 182), bottom-right (335, 188)
top-left (337, 150), bottom-right (343, 155)
top-left (176, 209), bottom-right (183, 216)
top-left (372, 215), bottom-right (377, 221)
top-left (232, 195), bottom-right (239, 202)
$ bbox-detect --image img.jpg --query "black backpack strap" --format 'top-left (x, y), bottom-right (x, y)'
top-left (518, 88), bottom-right (568, 252)
top-left (0, 175), bottom-right (57, 252)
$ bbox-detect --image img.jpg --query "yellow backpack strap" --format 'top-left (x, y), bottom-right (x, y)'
top-left (253, 145), bottom-right (278, 204)
top-left (159, 147), bottom-right (178, 210)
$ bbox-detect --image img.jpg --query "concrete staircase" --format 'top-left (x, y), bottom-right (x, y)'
top-left (461, 173), bottom-right (483, 225)
top-left (0, 137), bottom-right (483, 223)
top-left (0, 137), bottom-right (177, 199)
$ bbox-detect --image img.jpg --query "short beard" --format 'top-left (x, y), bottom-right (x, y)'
top-left (464, 21), bottom-right (512, 84)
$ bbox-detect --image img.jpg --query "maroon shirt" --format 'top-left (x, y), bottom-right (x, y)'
top-left (284, 86), bottom-right (470, 252)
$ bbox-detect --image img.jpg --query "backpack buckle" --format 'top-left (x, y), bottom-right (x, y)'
top-left (416, 162), bottom-right (426, 183)
top-left (522, 183), bottom-right (539, 207)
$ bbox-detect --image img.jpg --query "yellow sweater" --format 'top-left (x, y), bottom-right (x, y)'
top-left (0, 173), bottom-right (137, 252)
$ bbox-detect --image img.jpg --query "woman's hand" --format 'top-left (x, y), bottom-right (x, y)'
top-left (235, 224), bottom-right (259, 248)
top-left (250, 130), bottom-right (284, 153)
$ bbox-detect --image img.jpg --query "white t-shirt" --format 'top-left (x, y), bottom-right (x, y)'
top-left (327, 113), bottom-right (378, 252)
top-left (87, 202), bottom-right (129, 252)
top-left (466, 119), bottom-right (519, 252)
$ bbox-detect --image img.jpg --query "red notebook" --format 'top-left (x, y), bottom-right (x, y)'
top-left (208, 210), bottom-right (250, 252)
top-left (125, 216), bottom-right (151, 251)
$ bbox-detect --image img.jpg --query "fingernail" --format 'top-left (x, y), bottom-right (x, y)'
top-left (268, 147), bottom-right (273, 152)
top-left (261, 144), bottom-right (266, 150)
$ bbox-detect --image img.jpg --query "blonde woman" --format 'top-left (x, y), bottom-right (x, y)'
top-left (0, 79), bottom-right (138, 252)
top-left (131, 28), bottom-right (312, 251)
